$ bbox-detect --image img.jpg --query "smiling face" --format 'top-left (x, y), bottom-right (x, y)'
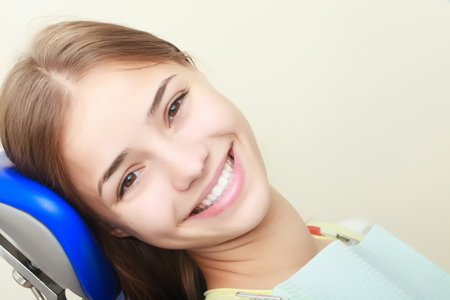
top-left (63, 62), bottom-right (271, 249)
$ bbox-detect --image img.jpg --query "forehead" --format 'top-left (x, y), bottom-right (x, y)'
top-left (62, 62), bottom-right (185, 196)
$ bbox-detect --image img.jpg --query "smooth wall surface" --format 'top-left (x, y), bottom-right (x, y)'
top-left (0, 1), bottom-right (449, 299)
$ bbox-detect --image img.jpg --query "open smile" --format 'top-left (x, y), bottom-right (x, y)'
top-left (191, 153), bottom-right (234, 214)
top-left (187, 144), bottom-right (243, 219)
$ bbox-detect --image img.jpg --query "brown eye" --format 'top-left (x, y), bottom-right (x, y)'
top-left (119, 168), bottom-right (143, 198)
top-left (123, 173), bottom-right (137, 188)
top-left (167, 90), bottom-right (189, 125)
top-left (169, 100), bottom-right (181, 118)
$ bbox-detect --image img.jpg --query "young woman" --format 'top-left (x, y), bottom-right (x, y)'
top-left (1, 21), bottom-right (447, 300)
top-left (0, 20), bottom-right (335, 300)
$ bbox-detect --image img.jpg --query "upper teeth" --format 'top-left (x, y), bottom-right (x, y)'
top-left (193, 155), bottom-right (234, 213)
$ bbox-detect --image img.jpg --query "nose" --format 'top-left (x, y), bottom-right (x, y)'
top-left (161, 143), bottom-right (208, 191)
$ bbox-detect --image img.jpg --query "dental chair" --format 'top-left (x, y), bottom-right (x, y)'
top-left (0, 153), bottom-right (122, 300)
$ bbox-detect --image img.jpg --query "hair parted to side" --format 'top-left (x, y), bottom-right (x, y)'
top-left (0, 21), bottom-right (205, 300)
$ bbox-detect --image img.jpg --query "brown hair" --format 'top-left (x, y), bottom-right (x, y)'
top-left (0, 21), bottom-right (206, 300)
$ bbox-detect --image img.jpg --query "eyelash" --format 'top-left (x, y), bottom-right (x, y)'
top-left (118, 168), bottom-right (143, 199)
top-left (167, 89), bottom-right (189, 126)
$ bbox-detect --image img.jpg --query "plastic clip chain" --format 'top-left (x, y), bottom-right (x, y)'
top-left (307, 225), bottom-right (360, 246)
top-left (236, 292), bottom-right (289, 300)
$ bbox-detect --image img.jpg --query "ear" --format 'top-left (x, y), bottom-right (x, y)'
top-left (101, 221), bottom-right (131, 238)
top-left (109, 226), bottom-right (130, 238)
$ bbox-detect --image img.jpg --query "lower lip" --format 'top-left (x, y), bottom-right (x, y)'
top-left (189, 148), bottom-right (244, 220)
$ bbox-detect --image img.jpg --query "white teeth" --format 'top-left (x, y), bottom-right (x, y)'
top-left (218, 176), bottom-right (228, 188)
top-left (207, 194), bottom-right (218, 201)
top-left (202, 199), bottom-right (212, 206)
top-left (212, 185), bottom-right (224, 197)
top-left (192, 155), bottom-right (235, 214)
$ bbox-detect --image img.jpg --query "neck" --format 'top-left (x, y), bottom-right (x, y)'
top-left (188, 186), bottom-right (330, 290)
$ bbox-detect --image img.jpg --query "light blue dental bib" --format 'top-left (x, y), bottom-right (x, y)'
top-left (271, 225), bottom-right (450, 300)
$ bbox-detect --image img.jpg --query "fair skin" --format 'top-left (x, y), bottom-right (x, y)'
top-left (63, 61), bottom-right (331, 290)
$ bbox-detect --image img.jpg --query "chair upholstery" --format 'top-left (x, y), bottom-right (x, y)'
top-left (0, 153), bottom-right (121, 300)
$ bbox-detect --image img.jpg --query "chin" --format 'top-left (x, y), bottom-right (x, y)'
top-left (226, 181), bottom-right (272, 238)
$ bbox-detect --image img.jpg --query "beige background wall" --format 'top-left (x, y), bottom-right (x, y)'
top-left (0, 0), bottom-right (449, 299)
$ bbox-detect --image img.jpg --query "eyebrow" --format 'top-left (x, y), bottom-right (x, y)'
top-left (147, 74), bottom-right (177, 117)
top-left (97, 74), bottom-right (177, 197)
top-left (98, 150), bottom-right (129, 197)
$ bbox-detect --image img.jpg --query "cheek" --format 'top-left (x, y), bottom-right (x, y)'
top-left (117, 185), bottom-right (178, 240)
top-left (181, 93), bottom-right (249, 138)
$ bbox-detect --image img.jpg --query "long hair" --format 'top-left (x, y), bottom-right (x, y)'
top-left (0, 21), bottom-right (206, 300)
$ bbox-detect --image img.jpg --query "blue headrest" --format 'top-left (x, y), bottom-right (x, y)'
top-left (0, 153), bottom-right (121, 300)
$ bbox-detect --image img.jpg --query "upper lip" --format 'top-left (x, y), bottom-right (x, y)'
top-left (186, 145), bottom-right (232, 218)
